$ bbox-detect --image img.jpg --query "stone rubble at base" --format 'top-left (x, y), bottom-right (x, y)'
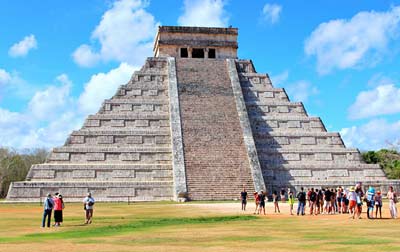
top-left (6, 26), bottom-right (398, 202)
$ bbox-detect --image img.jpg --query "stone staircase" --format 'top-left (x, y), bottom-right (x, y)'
top-left (7, 58), bottom-right (175, 202)
top-left (176, 58), bottom-right (255, 200)
top-left (235, 59), bottom-right (387, 192)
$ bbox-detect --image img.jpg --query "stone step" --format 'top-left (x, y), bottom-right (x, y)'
top-left (28, 163), bottom-right (173, 182)
top-left (102, 102), bottom-right (169, 113)
top-left (83, 113), bottom-right (170, 128)
top-left (7, 181), bottom-right (174, 202)
top-left (242, 87), bottom-right (288, 101)
top-left (250, 116), bottom-right (325, 132)
top-left (236, 60), bottom-right (256, 73)
top-left (53, 146), bottom-right (172, 153)
top-left (253, 132), bottom-right (344, 147)
top-left (247, 103), bottom-right (306, 115)
top-left (263, 163), bottom-right (381, 170)
top-left (71, 129), bottom-right (171, 136)
top-left (87, 113), bottom-right (169, 120)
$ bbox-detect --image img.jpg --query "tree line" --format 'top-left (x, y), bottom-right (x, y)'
top-left (0, 148), bottom-right (48, 198)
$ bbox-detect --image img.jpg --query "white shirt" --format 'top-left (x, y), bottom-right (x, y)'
top-left (348, 191), bottom-right (357, 201)
top-left (83, 196), bottom-right (95, 210)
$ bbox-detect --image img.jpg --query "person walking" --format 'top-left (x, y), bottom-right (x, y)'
top-left (83, 192), bottom-right (95, 224)
top-left (296, 187), bottom-right (306, 216)
top-left (53, 194), bottom-right (64, 227)
top-left (240, 187), bottom-right (248, 211)
top-left (387, 186), bottom-right (397, 219)
top-left (272, 191), bottom-right (280, 213)
top-left (42, 193), bottom-right (54, 228)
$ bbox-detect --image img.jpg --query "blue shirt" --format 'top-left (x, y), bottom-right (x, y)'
top-left (44, 197), bottom-right (54, 210)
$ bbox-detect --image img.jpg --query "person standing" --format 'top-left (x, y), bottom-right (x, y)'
top-left (42, 193), bottom-right (54, 228)
top-left (375, 191), bottom-right (383, 219)
top-left (366, 187), bottom-right (375, 219)
top-left (83, 192), bottom-right (95, 224)
top-left (309, 188), bottom-right (317, 215)
top-left (272, 191), bottom-right (280, 213)
top-left (253, 191), bottom-right (260, 214)
top-left (288, 191), bottom-right (295, 215)
top-left (354, 183), bottom-right (364, 219)
top-left (258, 191), bottom-right (266, 215)
top-left (348, 186), bottom-right (357, 216)
top-left (240, 187), bottom-right (248, 211)
top-left (296, 187), bottom-right (306, 216)
top-left (387, 186), bottom-right (397, 219)
top-left (53, 194), bottom-right (64, 227)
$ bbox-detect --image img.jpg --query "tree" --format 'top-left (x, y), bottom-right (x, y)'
top-left (362, 149), bottom-right (400, 179)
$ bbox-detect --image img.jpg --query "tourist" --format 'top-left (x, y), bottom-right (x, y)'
top-left (306, 188), bottom-right (311, 208)
top-left (42, 193), bottom-right (54, 228)
top-left (53, 194), bottom-right (64, 227)
top-left (348, 186), bottom-right (357, 215)
top-left (315, 189), bottom-right (321, 215)
top-left (387, 186), bottom-right (397, 219)
top-left (253, 191), bottom-right (260, 214)
top-left (375, 191), bottom-right (383, 219)
top-left (272, 191), bottom-right (280, 213)
top-left (336, 187), bottom-right (343, 214)
top-left (280, 188), bottom-right (286, 203)
top-left (83, 192), bottom-right (95, 224)
top-left (323, 188), bottom-right (331, 214)
top-left (288, 190), bottom-right (295, 215)
top-left (240, 187), bottom-right (248, 211)
top-left (354, 183), bottom-right (364, 219)
top-left (330, 189), bottom-right (336, 214)
top-left (309, 188), bottom-right (317, 215)
top-left (258, 191), bottom-right (266, 215)
top-left (366, 187), bottom-right (375, 219)
top-left (296, 187), bottom-right (306, 216)
top-left (342, 189), bottom-right (349, 214)
top-left (318, 189), bottom-right (324, 214)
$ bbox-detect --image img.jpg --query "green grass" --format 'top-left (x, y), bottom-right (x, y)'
top-left (1, 202), bottom-right (400, 252)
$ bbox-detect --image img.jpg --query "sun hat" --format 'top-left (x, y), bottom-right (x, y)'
top-left (349, 186), bottom-right (355, 192)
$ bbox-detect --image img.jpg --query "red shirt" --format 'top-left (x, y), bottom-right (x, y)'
top-left (53, 197), bottom-right (63, 211)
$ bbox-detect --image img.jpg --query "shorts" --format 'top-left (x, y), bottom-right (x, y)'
top-left (349, 200), bottom-right (356, 209)
top-left (260, 201), bottom-right (265, 208)
top-left (242, 199), bottom-right (247, 204)
top-left (324, 200), bottom-right (331, 208)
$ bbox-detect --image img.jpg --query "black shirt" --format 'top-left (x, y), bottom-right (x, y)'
top-left (241, 191), bottom-right (247, 200)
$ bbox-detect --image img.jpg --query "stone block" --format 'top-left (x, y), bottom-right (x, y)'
top-left (312, 171), bottom-right (326, 180)
top-left (301, 137), bottom-right (316, 145)
top-left (282, 153), bottom-right (300, 161)
top-left (289, 170), bottom-right (311, 177)
top-left (112, 170), bottom-right (135, 178)
top-left (120, 104), bottom-right (133, 111)
top-left (251, 77), bottom-right (260, 84)
top-left (107, 187), bottom-right (136, 197)
top-left (98, 136), bottom-right (114, 144)
top-left (50, 153), bottom-right (70, 161)
top-left (274, 137), bottom-right (289, 145)
top-left (135, 120), bottom-right (149, 127)
top-left (120, 153), bottom-right (140, 161)
top-left (364, 169), bottom-right (384, 177)
top-left (32, 170), bottom-right (55, 179)
top-left (141, 104), bottom-right (154, 111)
top-left (332, 154), bottom-right (346, 161)
top-left (110, 120), bottom-right (125, 127)
top-left (126, 136), bottom-right (143, 144)
top-left (259, 92), bottom-right (274, 98)
top-left (70, 136), bottom-right (85, 144)
top-left (104, 104), bottom-right (111, 111)
top-left (72, 170), bottom-right (95, 178)
top-left (287, 121), bottom-right (300, 128)
top-left (327, 170), bottom-right (348, 177)
top-left (129, 89), bottom-right (142, 96)
top-left (55, 171), bottom-right (72, 179)
top-left (315, 153), bottom-right (332, 161)
top-left (157, 153), bottom-right (171, 161)
top-left (87, 153), bottom-right (105, 161)
top-left (85, 119), bottom-right (100, 127)
top-left (279, 106), bottom-right (289, 113)
top-left (147, 89), bottom-right (158, 96)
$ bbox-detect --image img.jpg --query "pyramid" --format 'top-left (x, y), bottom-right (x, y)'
top-left (7, 26), bottom-right (392, 202)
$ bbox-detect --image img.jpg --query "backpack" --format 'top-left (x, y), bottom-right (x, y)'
top-left (297, 192), bottom-right (306, 202)
top-left (310, 192), bottom-right (316, 201)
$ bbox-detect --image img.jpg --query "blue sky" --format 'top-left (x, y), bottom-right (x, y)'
top-left (0, 0), bottom-right (399, 151)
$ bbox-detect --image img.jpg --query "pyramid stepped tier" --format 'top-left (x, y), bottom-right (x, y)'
top-left (7, 57), bottom-right (178, 202)
top-left (235, 59), bottom-right (388, 191)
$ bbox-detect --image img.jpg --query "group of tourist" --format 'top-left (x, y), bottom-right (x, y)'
top-left (240, 183), bottom-right (398, 219)
top-left (41, 192), bottom-right (95, 228)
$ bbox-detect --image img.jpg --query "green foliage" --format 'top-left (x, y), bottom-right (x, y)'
top-left (0, 147), bottom-right (48, 197)
top-left (362, 149), bottom-right (400, 179)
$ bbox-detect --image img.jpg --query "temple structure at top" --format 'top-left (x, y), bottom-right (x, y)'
top-left (6, 26), bottom-right (395, 202)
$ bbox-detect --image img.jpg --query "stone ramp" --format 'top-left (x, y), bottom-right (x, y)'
top-left (176, 58), bottom-right (255, 200)
top-left (7, 58), bottom-right (176, 202)
top-left (235, 59), bottom-right (387, 192)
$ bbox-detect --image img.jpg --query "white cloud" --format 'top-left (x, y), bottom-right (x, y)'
top-left (285, 80), bottom-right (319, 102)
top-left (78, 63), bottom-right (137, 114)
top-left (8, 34), bottom-right (38, 58)
top-left (340, 119), bottom-right (400, 151)
top-left (28, 74), bottom-right (73, 120)
top-left (178, 0), bottom-right (228, 27)
top-left (367, 73), bottom-right (394, 87)
top-left (348, 84), bottom-right (400, 119)
top-left (262, 3), bottom-right (282, 24)
top-left (305, 6), bottom-right (400, 74)
top-left (73, 0), bottom-right (159, 67)
top-left (0, 69), bottom-right (12, 85)
top-left (270, 70), bottom-right (289, 86)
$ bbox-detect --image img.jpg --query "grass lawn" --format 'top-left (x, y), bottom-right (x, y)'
top-left (0, 201), bottom-right (399, 252)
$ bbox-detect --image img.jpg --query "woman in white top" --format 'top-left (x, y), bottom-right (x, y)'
top-left (387, 186), bottom-right (397, 219)
top-left (83, 192), bottom-right (95, 224)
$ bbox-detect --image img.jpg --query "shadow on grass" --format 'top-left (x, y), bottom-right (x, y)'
top-left (0, 215), bottom-right (257, 243)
